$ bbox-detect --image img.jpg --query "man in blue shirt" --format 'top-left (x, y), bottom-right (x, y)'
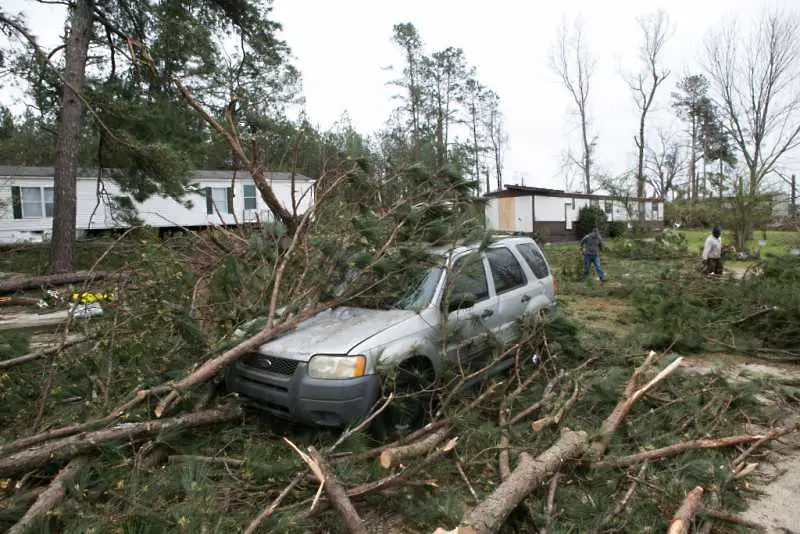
top-left (580, 228), bottom-right (606, 284)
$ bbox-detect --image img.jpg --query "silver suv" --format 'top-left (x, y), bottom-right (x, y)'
top-left (225, 236), bottom-right (556, 435)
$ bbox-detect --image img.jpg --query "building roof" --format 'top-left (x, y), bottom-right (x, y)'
top-left (485, 184), bottom-right (663, 202)
top-left (0, 166), bottom-right (315, 182)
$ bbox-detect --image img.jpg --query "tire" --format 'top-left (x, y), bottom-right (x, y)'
top-left (369, 358), bottom-right (435, 442)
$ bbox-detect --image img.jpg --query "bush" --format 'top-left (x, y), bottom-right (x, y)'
top-left (607, 221), bottom-right (627, 238)
top-left (575, 205), bottom-right (607, 240)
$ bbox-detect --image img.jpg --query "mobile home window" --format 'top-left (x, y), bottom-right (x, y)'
top-left (11, 186), bottom-right (54, 219)
top-left (243, 184), bottom-right (257, 210)
top-left (604, 201), bottom-right (612, 214)
top-left (205, 187), bottom-right (233, 215)
top-left (652, 203), bottom-right (659, 214)
top-left (590, 198), bottom-right (600, 208)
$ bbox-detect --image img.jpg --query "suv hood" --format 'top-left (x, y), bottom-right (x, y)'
top-left (257, 306), bottom-right (416, 361)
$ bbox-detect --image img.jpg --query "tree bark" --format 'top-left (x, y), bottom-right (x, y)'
top-left (0, 271), bottom-right (110, 295)
top-left (0, 407), bottom-right (241, 478)
top-left (308, 447), bottom-right (368, 534)
top-left (667, 486), bottom-right (704, 534)
top-left (7, 456), bottom-right (88, 534)
top-left (48, 0), bottom-right (95, 274)
top-left (443, 429), bottom-right (589, 534)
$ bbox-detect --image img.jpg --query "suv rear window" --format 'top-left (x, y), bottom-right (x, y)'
top-left (516, 243), bottom-right (550, 279)
top-left (486, 247), bottom-right (526, 294)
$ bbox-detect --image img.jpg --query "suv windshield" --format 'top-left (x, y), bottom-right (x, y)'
top-left (394, 266), bottom-right (443, 311)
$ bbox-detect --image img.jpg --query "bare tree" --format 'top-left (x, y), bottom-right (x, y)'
top-left (705, 9), bottom-right (800, 197)
top-left (550, 17), bottom-right (596, 194)
top-left (645, 129), bottom-right (684, 200)
top-left (626, 10), bottom-right (672, 219)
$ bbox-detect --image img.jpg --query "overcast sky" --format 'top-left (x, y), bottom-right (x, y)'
top-left (1, 0), bottom-right (794, 191)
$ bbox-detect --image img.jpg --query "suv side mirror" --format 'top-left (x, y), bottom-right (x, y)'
top-left (446, 292), bottom-right (476, 312)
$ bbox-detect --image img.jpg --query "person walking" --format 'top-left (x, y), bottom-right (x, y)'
top-left (702, 226), bottom-right (723, 276)
top-left (580, 227), bottom-right (606, 284)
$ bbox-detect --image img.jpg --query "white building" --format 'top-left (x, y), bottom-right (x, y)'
top-left (0, 166), bottom-right (315, 244)
top-left (485, 185), bottom-right (664, 242)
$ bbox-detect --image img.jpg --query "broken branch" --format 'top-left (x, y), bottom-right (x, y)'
top-left (7, 456), bottom-right (88, 534)
top-left (380, 427), bottom-right (449, 469)
top-left (667, 486), bottom-right (704, 534)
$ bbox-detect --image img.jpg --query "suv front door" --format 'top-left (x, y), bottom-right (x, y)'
top-left (440, 252), bottom-right (498, 371)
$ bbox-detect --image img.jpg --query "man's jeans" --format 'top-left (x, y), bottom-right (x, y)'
top-left (583, 254), bottom-right (605, 282)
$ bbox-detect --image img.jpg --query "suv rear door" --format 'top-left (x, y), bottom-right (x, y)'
top-left (483, 246), bottom-right (531, 344)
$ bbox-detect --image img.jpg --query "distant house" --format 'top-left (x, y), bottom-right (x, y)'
top-left (484, 185), bottom-right (664, 242)
top-left (0, 166), bottom-right (315, 244)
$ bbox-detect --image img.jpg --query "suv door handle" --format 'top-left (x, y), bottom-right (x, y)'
top-left (521, 294), bottom-right (531, 303)
top-left (480, 309), bottom-right (494, 318)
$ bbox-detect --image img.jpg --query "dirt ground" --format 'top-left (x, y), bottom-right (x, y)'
top-left (572, 295), bottom-right (800, 534)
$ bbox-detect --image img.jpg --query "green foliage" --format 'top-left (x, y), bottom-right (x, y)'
top-left (574, 205), bottom-right (607, 239)
top-left (607, 220), bottom-right (627, 238)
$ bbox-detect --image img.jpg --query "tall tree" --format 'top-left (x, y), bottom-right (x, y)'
top-left (705, 8), bottom-right (800, 245)
top-left (672, 75), bottom-right (712, 200)
top-left (550, 17), bottom-right (596, 193)
top-left (705, 9), bottom-right (800, 195)
top-left (626, 10), bottom-right (672, 219)
top-left (483, 90), bottom-right (506, 192)
top-left (390, 23), bottom-right (424, 157)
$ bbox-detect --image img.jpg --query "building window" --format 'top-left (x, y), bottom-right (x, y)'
top-left (652, 202), bottom-right (659, 214)
top-left (11, 186), bottom-right (54, 219)
top-left (590, 198), bottom-right (600, 208)
top-left (604, 200), bottom-right (612, 214)
top-left (243, 184), bottom-right (257, 211)
top-left (205, 187), bottom-right (233, 215)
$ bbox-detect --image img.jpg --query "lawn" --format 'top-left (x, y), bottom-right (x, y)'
top-left (681, 228), bottom-right (800, 256)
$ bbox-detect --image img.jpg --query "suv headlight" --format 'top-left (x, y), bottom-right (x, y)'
top-left (308, 354), bottom-right (367, 379)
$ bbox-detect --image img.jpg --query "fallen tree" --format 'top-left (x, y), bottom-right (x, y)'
top-left (0, 407), bottom-right (241, 478)
top-left (0, 271), bottom-right (111, 295)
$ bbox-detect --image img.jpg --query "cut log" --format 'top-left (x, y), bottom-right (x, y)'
top-left (0, 407), bottom-right (241, 478)
top-left (0, 296), bottom-right (42, 307)
top-left (439, 429), bottom-right (589, 534)
top-left (380, 427), bottom-right (449, 469)
top-left (667, 486), bottom-right (704, 534)
top-left (0, 310), bottom-right (70, 332)
top-left (0, 270), bottom-right (110, 295)
top-left (7, 456), bottom-right (88, 534)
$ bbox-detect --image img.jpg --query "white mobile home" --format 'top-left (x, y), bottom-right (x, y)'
top-left (485, 185), bottom-right (664, 242)
top-left (0, 166), bottom-right (315, 244)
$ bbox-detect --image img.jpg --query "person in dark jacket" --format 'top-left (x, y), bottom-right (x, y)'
top-left (580, 228), bottom-right (606, 284)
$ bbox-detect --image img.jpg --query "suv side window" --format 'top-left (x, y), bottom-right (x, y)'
top-left (449, 253), bottom-right (489, 301)
top-left (516, 243), bottom-right (550, 279)
top-left (486, 247), bottom-right (527, 294)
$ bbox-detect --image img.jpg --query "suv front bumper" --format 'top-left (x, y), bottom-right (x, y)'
top-left (225, 360), bottom-right (381, 427)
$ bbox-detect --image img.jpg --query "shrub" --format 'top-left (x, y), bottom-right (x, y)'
top-left (575, 205), bottom-right (607, 240)
top-left (607, 221), bottom-right (627, 238)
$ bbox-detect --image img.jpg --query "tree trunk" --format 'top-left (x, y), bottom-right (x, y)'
top-left (791, 174), bottom-right (797, 218)
top-left (48, 0), bottom-right (94, 274)
top-left (581, 115), bottom-right (591, 194)
top-left (447, 429), bottom-right (589, 534)
top-left (636, 117), bottom-right (646, 222)
top-left (689, 118), bottom-right (697, 201)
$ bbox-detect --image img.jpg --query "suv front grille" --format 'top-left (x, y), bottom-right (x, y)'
top-left (242, 353), bottom-right (299, 375)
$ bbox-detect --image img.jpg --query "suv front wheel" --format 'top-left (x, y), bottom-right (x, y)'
top-left (369, 358), bottom-right (436, 442)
